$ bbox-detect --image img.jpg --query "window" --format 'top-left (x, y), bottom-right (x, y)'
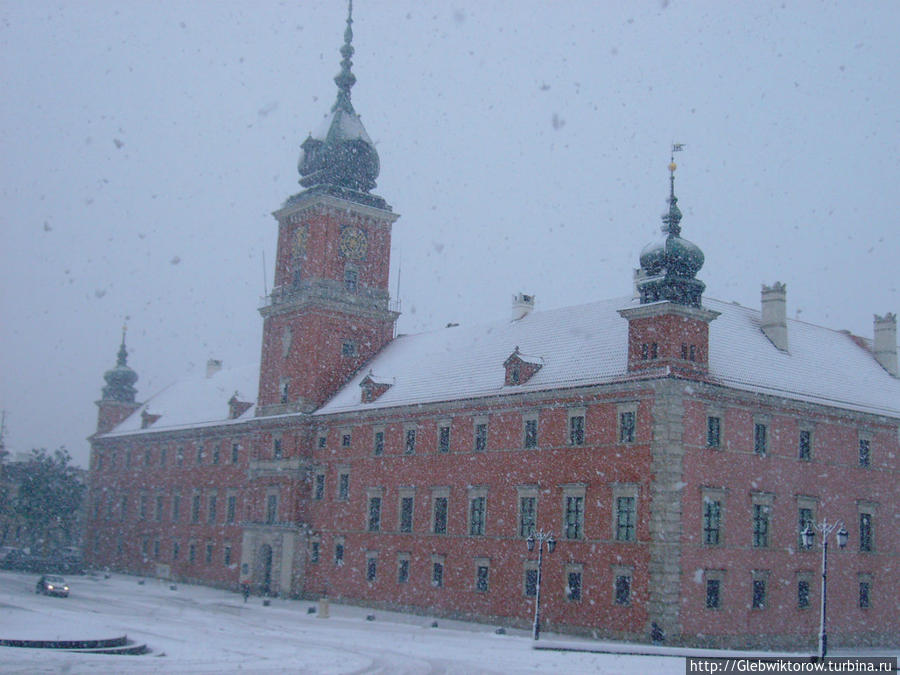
top-left (338, 470), bottom-right (350, 501)
top-left (438, 425), bottom-right (450, 453)
top-left (798, 506), bottom-right (814, 550)
top-left (399, 493), bottom-right (414, 533)
top-left (231, 442), bottom-right (239, 464)
top-left (334, 539), bottom-right (345, 566)
top-left (754, 422), bottom-right (768, 456)
top-left (367, 493), bottom-right (382, 532)
top-left (614, 568), bottom-right (632, 606)
top-left (121, 495), bottom-right (128, 520)
top-left (431, 559), bottom-right (444, 588)
top-left (524, 565), bottom-right (538, 597)
top-left (212, 443), bottom-right (220, 464)
top-left (153, 539), bottom-right (160, 558)
top-left (173, 541), bottom-right (180, 561)
top-left (651, 342), bottom-right (658, 359)
top-left (798, 579), bottom-right (810, 609)
top-left (189, 543), bottom-right (197, 564)
top-left (177, 447), bottom-right (184, 465)
top-left (160, 447), bottom-right (167, 466)
top-left (366, 554), bottom-right (377, 582)
top-left (707, 416), bottom-right (721, 448)
top-left (564, 491), bottom-right (585, 540)
top-left (266, 494), bottom-right (278, 524)
top-left (155, 496), bottom-right (164, 522)
top-left (858, 437), bottom-right (870, 467)
top-left (191, 494), bottom-right (201, 523)
top-left (279, 379), bottom-right (289, 404)
top-left (310, 541), bottom-right (320, 563)
top-left (510, 365), bottom-right (520, 384)
top-left (314, 473), bottom-right (325, 500)
top-left (374, 429), bottom-right (385, 456)
top-left (397, 554), bottom-right (410, 584)
top-left (706, 578), bottom-right (721, 609)
top-left (798, 429), bottom-right (812, 460)
top-left (618, 409), bottom-right (636, 444)
top-left (518, 495), bottom-right (537, 538)
top-left (569, 412), bottom-right (585, 446)
top-left (273, 437), bottom-right (283, 459)
top-left (139, 494), bottom-right (148, 520)
top-left (341, 340), bottom-right (357, 357)
top-left (474, 422), bottom-right (487, 452)
top-left (524, 416), bottom-right (538, 449)
top-left (752, 572), bottom-right (768, 609)
top-left (753, 504), bottom-right (770, 548)
top-left (224, 544), bottom-right (232, 567)
top-left (469, 494), bottom-right (486, 536)
top-left (341, 432), bottom-right (351, 448)
top-left (858, 575), bottom-right (872, 609)
top-left (615, 496), bottom-right (636, 542)
top-left (405, 428), bottom-right (416, 455)
top-left (226, 495), bottom-right (236, 523)
top-left (751, 493), bottom-right (774, 548)
top-left (859, 512), bottom-right (873, 552)
top-left (703, 497), bottom-right (721, 546)
top-left (566, 566), bottom-right (582, 602)
top-left (172, 494), bottom-right (181, 521)
top-left (432, 492), bottom-right (449, 534)
top-left (207, 495), bottom-right (217, 524)
top-left (205, 543), bottom-right (214, 564)
top-left (196, 445), bottom-right (203, 464)
top-left (141, 538), bottom-right (149, 556)
top-left (476, 563), bottom-right (490, 593)
top-left (144, 448), bottom-right (151, 466)
top-left (317, 434), bottom-right (327, 449)
top-left (344, 266), bottom-right (358, 292)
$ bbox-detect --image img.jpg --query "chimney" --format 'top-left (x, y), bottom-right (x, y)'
top-left (206, 358), bottom-right (223, 378)
top-left (873, 313), bottom-right (898, 376)
top-left (511, 292), bottom-right (535, 321)
top-left (761, 282), bottom-right (788, 351)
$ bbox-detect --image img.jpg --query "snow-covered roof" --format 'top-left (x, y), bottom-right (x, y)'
top-left (103, 363), bottom-right (258, 438)
top-left (317, 296), bottom-right (900, 419)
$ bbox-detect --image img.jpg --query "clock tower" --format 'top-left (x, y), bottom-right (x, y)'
top-left (257, 3), bottom-right (399, 414)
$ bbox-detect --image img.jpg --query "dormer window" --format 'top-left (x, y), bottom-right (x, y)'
top-left (228, 393), bottom-right (253, 420)
top-left (503, 347), bottom-right (543, 386)
top-left (360, 371), bottom-right (392, 403)
top-left (141, 410), bottom-right (161, 429)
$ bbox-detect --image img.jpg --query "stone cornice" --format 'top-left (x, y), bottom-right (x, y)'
top-left (618, 301), bottom-right (720, 323)
top-left (274, 191), bottom-right (399, 225)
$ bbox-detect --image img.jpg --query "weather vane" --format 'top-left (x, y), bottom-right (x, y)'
top-left (670, 143), bottom-right (684, 172)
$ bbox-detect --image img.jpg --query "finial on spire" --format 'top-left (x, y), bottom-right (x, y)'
top-left (662, 143), bottom-right (684, 235)
top-left (333, 0), bottom-right (357, 113)
top-left (117, 322), bottom-right (129, 367)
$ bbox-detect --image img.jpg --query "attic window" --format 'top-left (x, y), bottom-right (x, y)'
top-left (141, 410), bottom-right (161, 429)
top-left (503, 347), bottom-right (543, 386)
top-left (228, 394), bottom-right (253, 420)
top-left (360, 371), bottom-right (392, 403)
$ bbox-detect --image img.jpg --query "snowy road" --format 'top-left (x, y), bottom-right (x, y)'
top-left (0, 570), bottom-right (680, 674)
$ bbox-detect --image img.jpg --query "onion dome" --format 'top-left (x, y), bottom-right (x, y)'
top-left (101, 326), bottom-right (138, 403)
top-left (298, 0), bottom-right (380, 193)
top-left (636, 154), bottom-right (706, 307)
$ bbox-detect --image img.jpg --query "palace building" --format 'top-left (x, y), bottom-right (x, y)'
top-left (85, 6), bottom-right (899, 649)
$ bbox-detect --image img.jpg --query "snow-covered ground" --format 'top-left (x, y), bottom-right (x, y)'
top-left (0, 570), bottom-right (678, 673)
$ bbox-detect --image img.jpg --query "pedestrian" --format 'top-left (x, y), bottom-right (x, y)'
top-left (241, 582), bottom-right (250, 603)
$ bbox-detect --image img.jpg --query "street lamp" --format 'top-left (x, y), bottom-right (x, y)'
top-left (526, 530), bottom-right (556, 641)
top-left (801, 519), bottom-right (848, 659)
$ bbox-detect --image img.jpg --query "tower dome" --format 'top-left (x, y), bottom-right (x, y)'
top-left (636, 155), bottom-right (706, 307)
top-left (298, 1), bottom-right (380, 193)
top-left (101, 327), bottom-right (138, 403)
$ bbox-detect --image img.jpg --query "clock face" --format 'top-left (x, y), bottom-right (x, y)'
top-left (339, 225), bottom-right (367, 260)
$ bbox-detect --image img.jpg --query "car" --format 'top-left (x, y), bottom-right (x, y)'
top-left (35, 574), bottom-right (69, 597)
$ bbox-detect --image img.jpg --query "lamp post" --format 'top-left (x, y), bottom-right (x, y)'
top-left (526, 530), bottom-right (556, 641)
top-left (801, 519), bottom-right (848, 660)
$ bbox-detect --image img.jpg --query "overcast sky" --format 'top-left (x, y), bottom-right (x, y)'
top-left (1, 1), bottom-right (898, 467)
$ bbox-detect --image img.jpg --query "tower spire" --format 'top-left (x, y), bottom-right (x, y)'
top-left (116, 322), bottom-right (129, 367)
top-left (662, 143), bottom-right (684, 236)
top-left (332, 0), bottom-right (356, 114)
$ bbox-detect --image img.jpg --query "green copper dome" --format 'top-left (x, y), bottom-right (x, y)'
top-left (297, 1), bottom-right (380, 193)
top-left (637, 159), bottom-right (706, 307)
top-left (101, 330), bottom-right (138, 403)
